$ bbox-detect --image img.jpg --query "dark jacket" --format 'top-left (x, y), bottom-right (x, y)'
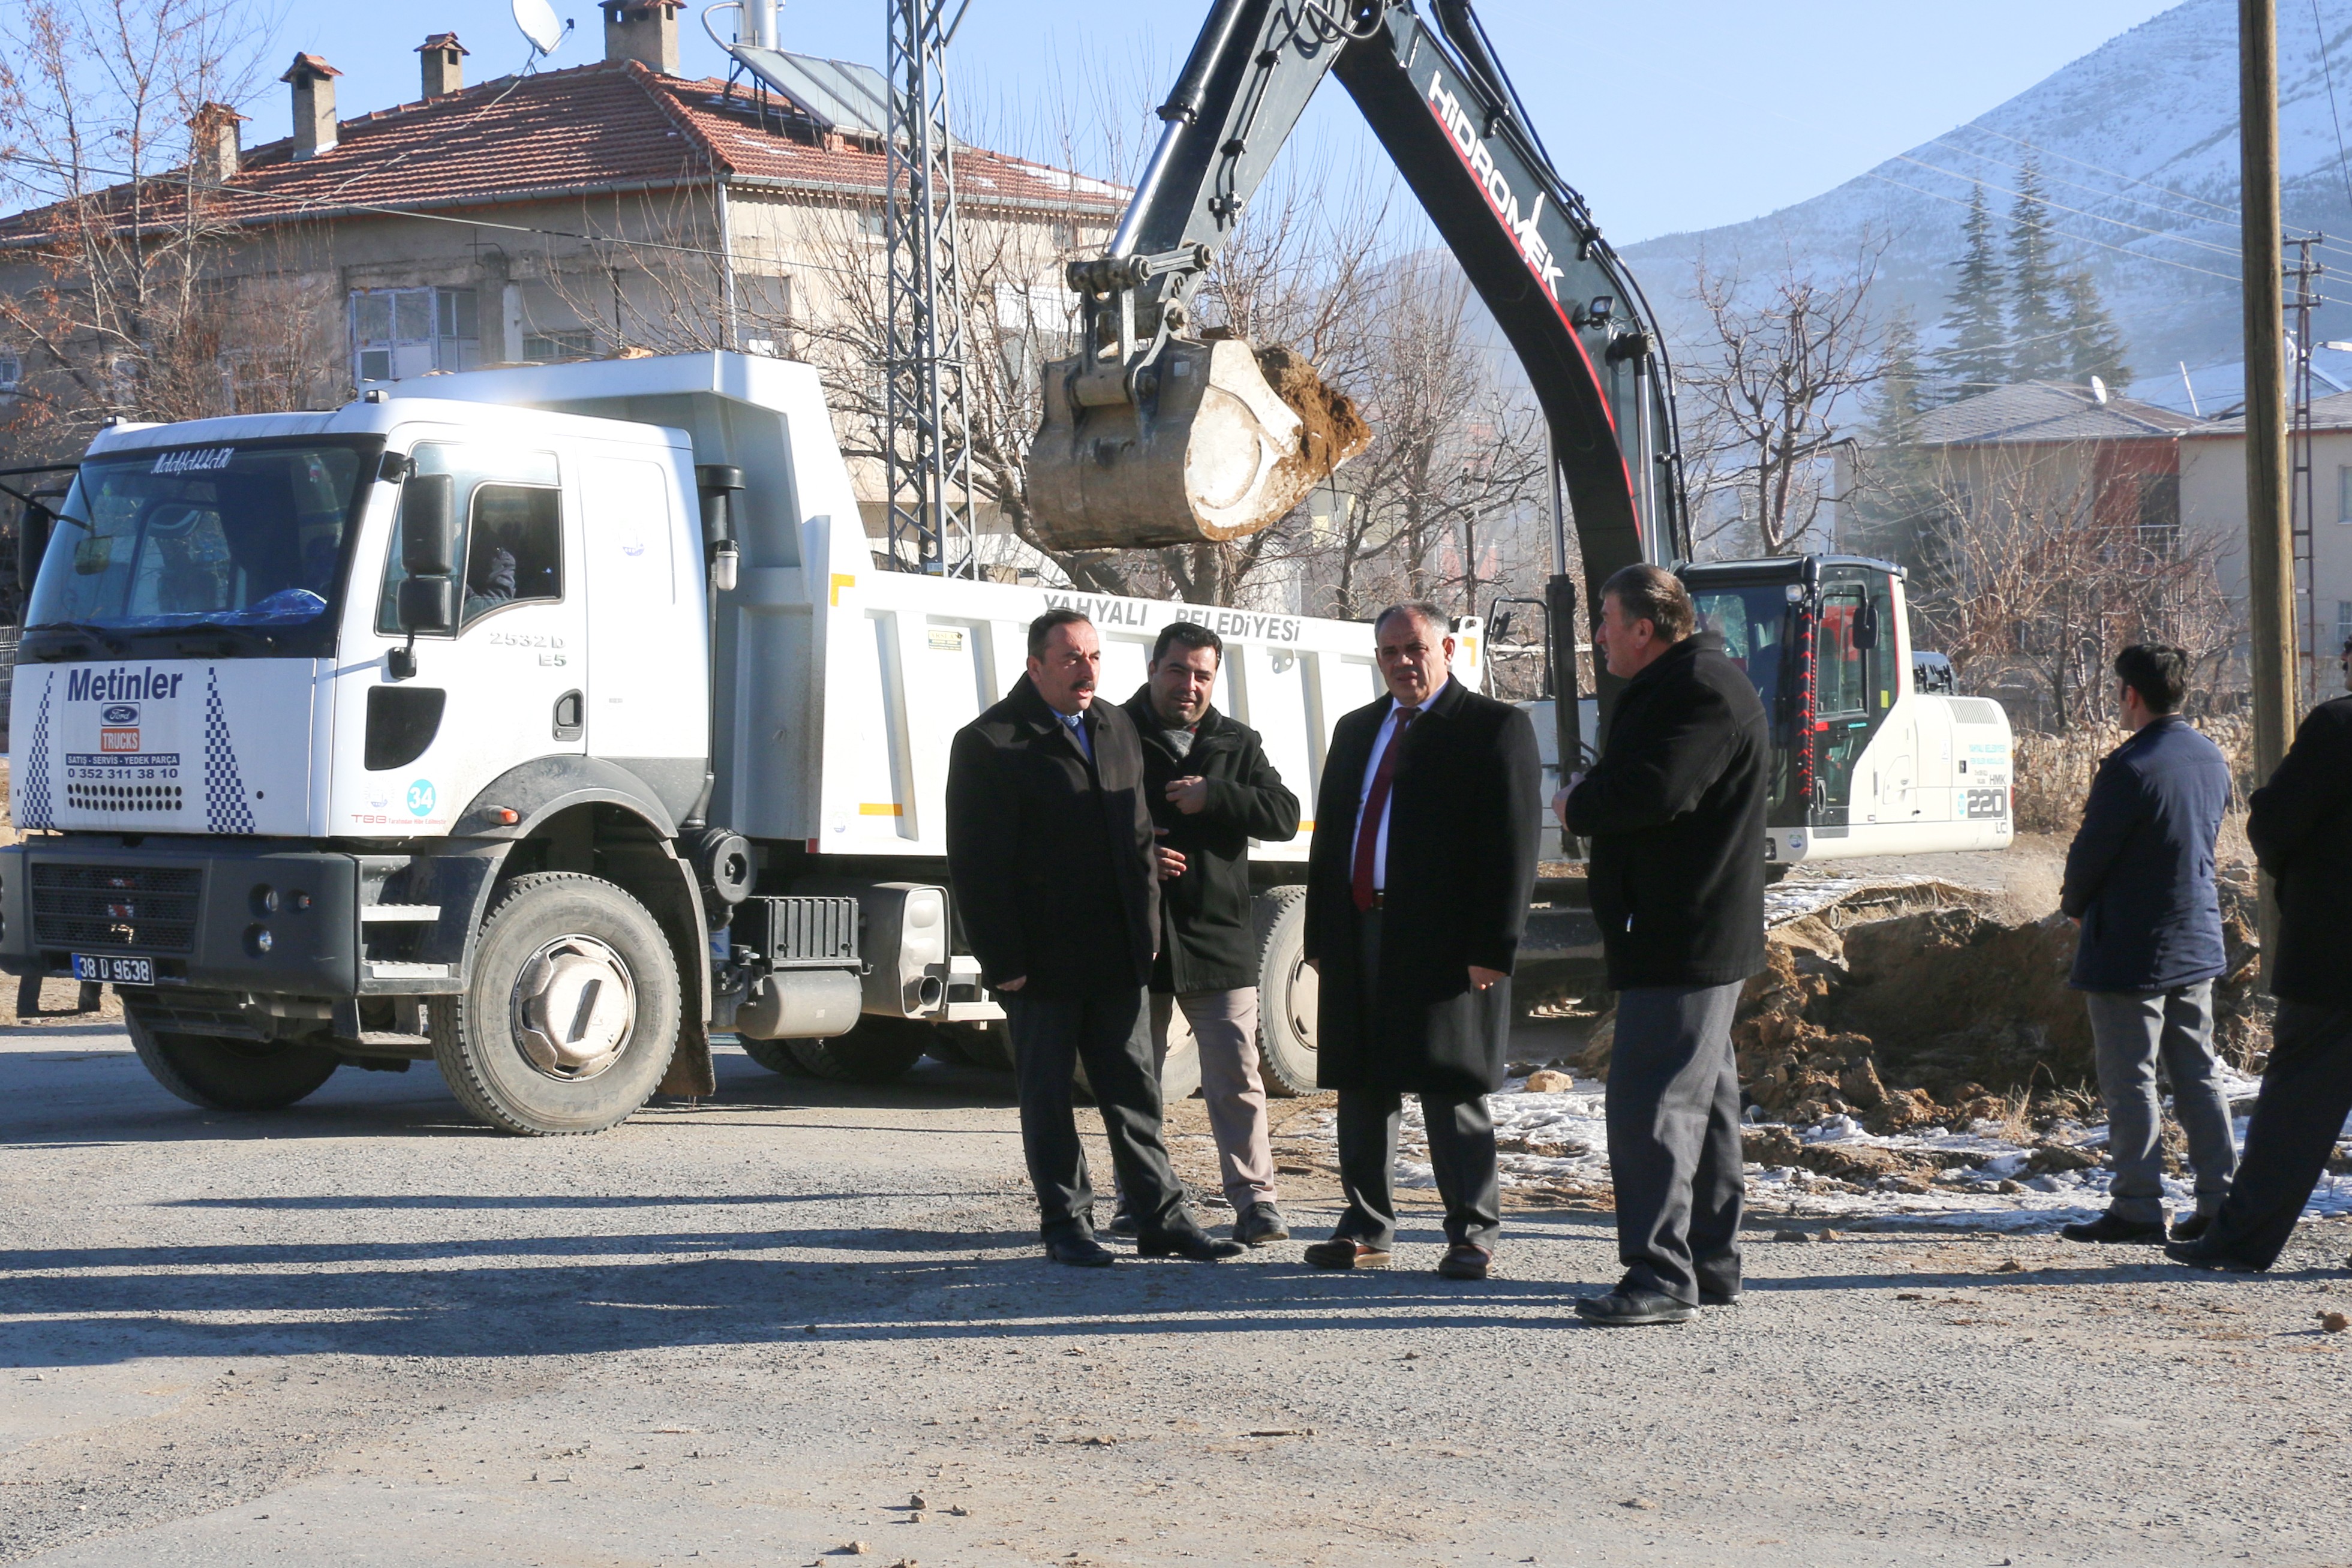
top-left (1121, 688), bottom-right (1301, 995)
top-left (1303, 677), bottom-right (1541, 1098)
top-left (2059, 714), bottom-right (2231, 993)
top-left (945, 677), bottom-right (1158, 998)
top-left (2246, 695), bottom-right (2352, 1006)
top-left (1564, 632), bottom-right (1768, 990)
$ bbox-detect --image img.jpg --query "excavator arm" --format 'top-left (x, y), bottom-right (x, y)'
top-left (1026, 0), bottom-right (1687, 756)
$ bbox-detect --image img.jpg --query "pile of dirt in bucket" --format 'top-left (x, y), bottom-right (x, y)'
top-left (1576, 876), bottom-right (2269, 1135)
top-left (1252, 343), bottom-right (1372, 480)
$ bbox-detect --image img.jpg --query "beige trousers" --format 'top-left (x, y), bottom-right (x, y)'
top-left (1151, 988), bottom-right (1278, 1208)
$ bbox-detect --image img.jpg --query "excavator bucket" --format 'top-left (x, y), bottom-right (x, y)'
top-left (1026, 337), bottom-right (1371, 552)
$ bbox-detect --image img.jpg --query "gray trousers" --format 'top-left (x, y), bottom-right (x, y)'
top-left (1330, 908), bottom-right (1503, 1251)
top-left (1004, 988), bottom-right (1194, 1243)
top-left (1606, 982), bottom-right (1746, 1305)
top-left (1152, 989), bottom-right (1278, 1207)
top-left (2086, 982), bottom-right (2237, 1224)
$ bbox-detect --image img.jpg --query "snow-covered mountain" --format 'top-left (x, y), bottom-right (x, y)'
top-left (1620, 0), bottom-right (2352, 409)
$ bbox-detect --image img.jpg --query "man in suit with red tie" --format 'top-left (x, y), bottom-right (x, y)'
top-left (1300, 602), bottom-right (1541, 1278)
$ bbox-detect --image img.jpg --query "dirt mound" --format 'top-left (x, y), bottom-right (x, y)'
top-left (1253, 343), bottom-right (1371, 480)
top-left (1576, 896), bottom-right (2270, 1135)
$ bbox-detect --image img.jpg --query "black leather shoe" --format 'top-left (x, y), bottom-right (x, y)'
top-left (1045, 1234), bottom-right (1115, 1267)
top-left (1234, 1202), bottom-right (1290, 1246)
top-left (1106, 1204), bottom-right (1140, 1239)
top-left (1437, 1243), bottom-right (1492, 1280)
top-left (1303, 1237), bottom-right (1391, 1269)
top-left (1699, 1287), bottom-right (1740, 1307)
top-left (1575, 1288), bottom-right (1698, 1326)
top-left (1136, 1228), bottom-right (1246, 1261)
top-left (2170, 1212), bottom-right (2213, 1243)
top-left (2165, 1236), bottom-right (2264, 1272)
top-left (2062, 1212), bottom-right (2167, 1245)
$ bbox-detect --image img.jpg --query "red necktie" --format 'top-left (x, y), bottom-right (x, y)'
top-left (1351, 707), bottom-right (1417, 911)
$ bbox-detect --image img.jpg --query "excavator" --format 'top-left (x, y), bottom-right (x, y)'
top-left (1027, 0), bottom-right (2015, 872)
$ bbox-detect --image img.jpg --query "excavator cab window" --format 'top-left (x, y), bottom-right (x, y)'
top-left (1810, 566), bottom-right (1899, 832)
top-left (1688, 581), bottom-right (1792, 813)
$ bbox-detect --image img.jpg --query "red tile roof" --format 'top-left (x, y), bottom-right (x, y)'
top-left (0, 57), bottom-right (1124, 242)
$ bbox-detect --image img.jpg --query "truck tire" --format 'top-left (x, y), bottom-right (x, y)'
top-left (124, 1008), bottom-right (340, 1112)
top-left (788, 1016), bottom-right (930, 1083)
top-left (429, 873), bottom-right (681, 1136)
top-left (923, 1023), bottom-right (979, 1067)
top-left (735, 1037), bottom-right (807, 1076)
top-left (1252, 885), bottom-right (1317, 1098)
top-left (938, 1020), bottom-right (1014, 1072)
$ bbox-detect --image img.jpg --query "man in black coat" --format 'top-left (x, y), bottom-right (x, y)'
top-left (1120, 621), bottom-right (1302, 1245)
top-left (1300, 603), bottom-right (1540, 1280)
top-left (1561, 563), bottom-right (1768, 1326)
top-left (2057, 644), bottom-right (2236, 1246)
top-left (2170, 636), bottom-right (2352, 1273)
top-left (945, 608), bottom-right (1243, 1267)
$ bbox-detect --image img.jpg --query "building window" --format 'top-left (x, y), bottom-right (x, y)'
top-left (2338, 465), bottom-right (2352, 523)
top-left (2135, 472), bottom-right (2180, 561)
top-left (350, 287), bottom-right (479, 384)
top-left (0, 347), bottom-right (20, 405)
top-left (2338, 600), bottom-right (2352, 652)
top-left (860, 205), bottom-right (887, 238)
top-left (521, 329), bottom-right (596, 362)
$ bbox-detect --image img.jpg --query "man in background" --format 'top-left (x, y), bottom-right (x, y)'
top-left (2058, 644), bottom-right (2236, 1246)
top-left (945, 608), bottom-right (1244, 1268)
top-left (1560, 564), bottom-right (1768, 1327)
top-left (1300, 603), bottom-right (1540, 1279)
top-left (2169, 635), bottom-right (2352, 1273)
top-left (1119, 621), bottom-right (1301, 1246)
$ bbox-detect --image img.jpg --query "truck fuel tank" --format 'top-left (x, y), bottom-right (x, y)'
top-left (1026, 337), bottom-right (1369, 551)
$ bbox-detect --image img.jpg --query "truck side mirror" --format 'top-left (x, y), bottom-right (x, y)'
top-left (396, 575), bottom-right (457, 633)
top-left (1854, 597), bottom-right (1881, 651)
top-left (17, 504), bottom-right (53, 594)
top-left (401, 473), bottom-right (458, 579)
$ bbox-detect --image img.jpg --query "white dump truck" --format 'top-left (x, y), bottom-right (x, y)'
top-left (1, 352), bottom-right (1476, 1130)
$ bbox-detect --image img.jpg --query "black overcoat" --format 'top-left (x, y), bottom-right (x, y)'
top-left (1564, 632), bottom-right (1768, 990)
top-left (2247, 694), bottom-right (2352, 1007)
top-left (945, 677), bottom-right (1158, 999)
top-left (1122, 688), bottom-right (1301, 995)
top-left (1303, 677), bottom-right (1541, 1098)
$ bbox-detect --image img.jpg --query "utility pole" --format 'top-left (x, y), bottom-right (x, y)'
top-left (2287, 235), bottom-right (2324, 700)
top-left (2241, 0), bottom-right (2295, 968)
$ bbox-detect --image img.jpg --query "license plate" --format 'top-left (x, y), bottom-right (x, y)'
top-left (71, 953), bottom-right (152, 986)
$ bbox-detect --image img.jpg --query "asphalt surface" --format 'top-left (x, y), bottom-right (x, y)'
top-left (6, 1020), bottom-right (2352, 1568)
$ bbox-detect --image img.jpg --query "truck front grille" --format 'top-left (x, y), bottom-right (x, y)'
top-left (30, 863), bottom-right (204, 954)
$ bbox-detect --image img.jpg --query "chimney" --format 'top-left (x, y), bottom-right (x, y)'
top-left (190, 103), bottom-right (246, 185)
top-left (280, 53), bottom-right (343, 158)
top-left (601, 1), bottom-right (683, 76)
top-left (417, 32), bottom-right (468, 99)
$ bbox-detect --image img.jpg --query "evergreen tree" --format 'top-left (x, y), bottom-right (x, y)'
top-left (2060, 269), bottom-right (2133, 388)
top-left (1930, 185), bottom-right (2009, 402)
top-left (2006, 158), bottom-right (2068, 380)
top-left (1852, 310), bottom-right (1941, 568)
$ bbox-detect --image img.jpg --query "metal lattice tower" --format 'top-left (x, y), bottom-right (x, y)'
top-left (882, 0), bottom-right (977, 576)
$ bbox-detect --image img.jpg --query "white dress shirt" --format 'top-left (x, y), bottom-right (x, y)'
top-left (1351, 680), bottom-right (1448, 892)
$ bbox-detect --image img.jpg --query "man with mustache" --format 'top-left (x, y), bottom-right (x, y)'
top-left (947, 608), bottom-right (1244, 1267)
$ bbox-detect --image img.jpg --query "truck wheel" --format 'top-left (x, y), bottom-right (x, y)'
top-left (430, 873), bottom-right (681, 1136)
top-left (124, 1008), bottom-right (340, 1111)
top-left (735, 1037), bottom-right (806, 1076)
top-left (938, 1020), bottom-right (1014, 1072)
top-left (923, 1023), bottom-right (978, 1067)
top-left (788, 1016), bottom-right (929, 1083)
top-left (1252, 886), bottom-right (1317, 1097)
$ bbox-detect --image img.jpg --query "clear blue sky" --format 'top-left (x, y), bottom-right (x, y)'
top-left (256, 0), bottom-right (2183, 245)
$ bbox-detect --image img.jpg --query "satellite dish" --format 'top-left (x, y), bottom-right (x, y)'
top-left (513, 0), bottom-right (565, 56)
top-left (2089, 375), bottom-right (2110, 405)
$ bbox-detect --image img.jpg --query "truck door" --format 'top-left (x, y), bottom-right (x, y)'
top-left (349, 442), bottom-right (584, 831)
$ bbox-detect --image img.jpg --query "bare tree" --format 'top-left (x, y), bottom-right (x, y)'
top-left (0, 0), bottom-right (292, 449)
top-left (1677, 244), bottom-right (1883, 558)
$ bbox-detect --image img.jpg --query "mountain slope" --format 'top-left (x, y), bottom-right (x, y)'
top-left (1620, 0), bottom-right (2352, 395)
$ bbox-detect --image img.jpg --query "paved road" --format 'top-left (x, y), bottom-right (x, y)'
top-left (5, 1022), bottom-right (2351, 1568)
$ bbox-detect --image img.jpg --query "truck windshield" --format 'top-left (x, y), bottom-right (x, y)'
top-left (21, 438), bottom-right (378, 660)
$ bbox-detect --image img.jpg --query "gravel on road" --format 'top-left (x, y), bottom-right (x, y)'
top-left (5, 1024), bottom-right (2350, 1568)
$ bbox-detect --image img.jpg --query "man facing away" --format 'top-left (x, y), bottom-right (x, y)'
top-left (2057, 644), bottom-right (2237, 1246)
top-left (1560, 564), bottom-right (1768, 1326)
top-left (944, 608), bottom-right (1245, 1267)
top-left (2168, 633), bottom-right (2352, 1273)
top-left (1300, 602), bottom-right (1541, 1279)
top-left (1117, 621), bottom-right (1302, 1246)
